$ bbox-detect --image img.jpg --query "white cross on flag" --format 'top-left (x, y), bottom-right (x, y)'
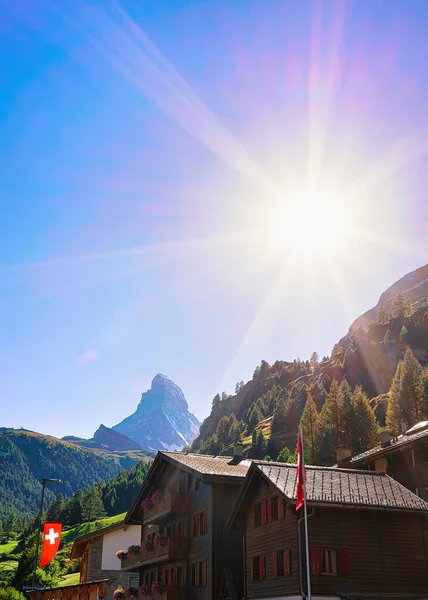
top-left (40, 522), bottom-right (62, 567)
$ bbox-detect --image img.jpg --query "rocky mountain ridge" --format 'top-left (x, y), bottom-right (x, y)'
top-left (113, 374), bottom-right (200, 451)
top-left (191, 264), bottom-right (428, 455)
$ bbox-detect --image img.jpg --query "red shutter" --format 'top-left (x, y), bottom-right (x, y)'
top-left (195, 514), bottom-right (200, 536)
top-left (284, 548), bottom-right (291, 576)
top-left (272, 552), bottom-right (277, 578)
top-left (278, 498), bottom-right (285, 519)
top-left (202, 560), bottom-right (207, 586)
top-left (252, 504), bottom-right (256, 527)
top-left (267, 498), bottom-right (273, 523)
top-left (340, 549), bottom-right (350, 576)
top-left (166, 569), bottom-right (171, 585)
top-left (260, 555), bottom-right (266, 580)
top-left (250, 557), bottom-right (254, 581)
top-left (261, 500), bottom-right (268, 525)
top-left (310, 547), bottom-right (321, 575)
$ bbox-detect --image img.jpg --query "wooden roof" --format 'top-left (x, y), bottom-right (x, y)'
top-left (350, 425), bottom-right (428, 465)
top-left (125, 451), bottom-right (251, 523)
top-left (228, 461), bottom-right (428, 526)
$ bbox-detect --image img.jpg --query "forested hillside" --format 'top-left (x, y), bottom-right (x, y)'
top-left (191, 271), bottom-right (428, 464)
top-left (0, 428), bottom-right (152, 521)
top-left (1, 460), bottom-right (152, 589)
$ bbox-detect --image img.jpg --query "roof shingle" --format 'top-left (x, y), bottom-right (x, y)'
top-left (350, 426), bottom-right (428, 464)
top-left (254, 461), bottom-right (428, 512)
top-left (160, 452), bottom-right (251, 478)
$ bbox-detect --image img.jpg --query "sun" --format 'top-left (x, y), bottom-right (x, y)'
top-left (270, 187), bottom-right (351, 259)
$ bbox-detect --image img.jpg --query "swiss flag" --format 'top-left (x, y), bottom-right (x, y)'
top-left (40, 522), bottom-right (62, 567)
top-left (295, 429), bottom-right (306, 511)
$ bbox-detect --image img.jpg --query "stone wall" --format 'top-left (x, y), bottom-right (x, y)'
top-left (87, 537), bottom-right (139, 600)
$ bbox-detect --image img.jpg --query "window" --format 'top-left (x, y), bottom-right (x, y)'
top-left (321, 549), bottom-right (337, 574)
top-left (167, 521), bottom-right (185, 538)
top-left (253, 503), bottom-right (262, 527)
top-left (271, 496), bottom-right (279, 521)
top-left (414, 446), bottom-right (428, 465)
top-left (144, 571), bottom-right (155, 586)
top-left (192, 560), bottom-right (207, 586)
top-left (251, 555), bottom-right (266, 581)
top-left (195, 479), bottom-right (202, 491)
top-left (273, 549), bottom-right (291, 577)
top-left (147, 532), bottom-right (156, 544)
top-left (193, 511), bottom-right (207, 536)
top-left (311, 547), bottom-right (337, 575)
top-left (178, 478), bottom-right (186, 493)
top-left (165, 567), bottom-right (183, 586)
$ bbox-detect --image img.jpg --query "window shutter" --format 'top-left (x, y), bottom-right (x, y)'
top-left (267, 498), bottom-right (273, 523)
top-left (166, 569), bottom-right (171, 585)
top-left (340, 549), bottom-right (350, 576)
top-left (278, 498), bottom-right (285, 519)
top-left (310, 547), bottom-right (321, 575)
top-left (272, 552), bottom-right (277, 578)
top-left (284, 548), bottom-right (291, 576)
top-left (260, 555), bottom-right (266, 579)
top-left (195, 514), bottom-right (200, 536)
top-left (250, 557), bottom-right (254, 581)
top-left (202, 560), bottom-right (207, 586)
top-left (261, 500), bottom-right (268, 525)
top-left (252, 504), bottom-right (256, 527)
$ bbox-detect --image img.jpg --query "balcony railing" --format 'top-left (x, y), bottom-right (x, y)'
top-left (142, 491), bottom-right (191, 523)
top-left (157, 585), bottom-right (186, 600)
top-left (121, 538), bottom-right (187, 571)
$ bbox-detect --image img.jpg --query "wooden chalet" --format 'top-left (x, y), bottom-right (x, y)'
top-left (26, 579), bottom-right (111, 600)
top-left (69, 521), bottom-right (140, 599)
top-left (346, 421), bottom-right (428, 500)
top-left (227, 460), bottom-right (428, 600)
top-left (121, 449), bottom-right (251, 600)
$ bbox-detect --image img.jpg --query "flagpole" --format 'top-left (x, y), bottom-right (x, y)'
top-left (300, 426), bottom-right (312, 600)
top-left (31, 478), bottom-right (61, 590)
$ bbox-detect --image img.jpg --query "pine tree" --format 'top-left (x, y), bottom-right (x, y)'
top-left (271, 397), bottom-right (287, 434)
top-left (322, 380), bottom-right (341, 449)
top-left (386, 362), bottom-right (403, 434)
top-left (387, 348), bottom-right (424, 432)
top-left (81, 487), bottom-right (106, 522)
top-left (300, 392), bottom-right (319, 464)
top-left (377, 303), bottom-right (390, 324)
top-left (212, 394), bottom-right (221, 407)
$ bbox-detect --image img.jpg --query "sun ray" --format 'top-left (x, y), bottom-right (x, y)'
top-left (47, 0), bottom-right (281, 200)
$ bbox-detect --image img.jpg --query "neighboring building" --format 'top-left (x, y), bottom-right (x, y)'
top-left (120, 449), bottom-right (251, 600)
top-left (70, 521), bottom-right (140, 599)
top-left (27, 579), bottom-right (111, 600)
top-left (227, 460), bottom-right (428, 600)
top-left (347, 421), bottom-right (428, 500)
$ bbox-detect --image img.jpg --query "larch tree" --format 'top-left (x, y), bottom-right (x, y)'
top-left (300, 392), bottom-right (319, 464)
top-left (351, 386), bottom-right (379, 454)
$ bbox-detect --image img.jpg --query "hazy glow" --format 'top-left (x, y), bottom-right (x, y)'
top-left (271, 188), bottom-right (350, 258)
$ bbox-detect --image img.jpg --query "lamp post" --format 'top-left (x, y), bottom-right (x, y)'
top-left (31, 478), bottom-right (61, 590)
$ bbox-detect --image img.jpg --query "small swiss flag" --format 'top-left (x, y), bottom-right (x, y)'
top-left (40, 522), bottom-right (62, 567)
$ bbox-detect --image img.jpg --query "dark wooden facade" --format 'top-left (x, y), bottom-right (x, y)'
top-left (122, 452), bottom-right (249, 600)
top-left (349, 428), bottom-right (428, 501)
top-left (230, 463), bottom-right (428, 600)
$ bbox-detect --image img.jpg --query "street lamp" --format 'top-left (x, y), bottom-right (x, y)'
top-left (31, 478), bottom-right (61, 590)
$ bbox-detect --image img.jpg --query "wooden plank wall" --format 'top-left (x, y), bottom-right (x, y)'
top-left (245, 478), bottom-right (300, 599)
top-left (305, 506), bottom-right (428, 596)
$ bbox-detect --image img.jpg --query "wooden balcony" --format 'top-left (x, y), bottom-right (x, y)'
top-left (121, 538), bottom-right (187, 571)
top-left (157, 586), bottom-right (186, 600)
top-left (142, 492), bottom-right (191, 524)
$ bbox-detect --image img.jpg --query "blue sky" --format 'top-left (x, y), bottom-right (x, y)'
top-left (1, 0), bottom-right (427, 439)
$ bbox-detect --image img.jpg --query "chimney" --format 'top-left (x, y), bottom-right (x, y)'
top-left (400, 420), bottom-right (408, 435)
top-left (380, 430), bottom-right (391, 448)
top-left (229, 444), bottom-right (245, 465)
top-left (336, 448), bottom-right (352, 466)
